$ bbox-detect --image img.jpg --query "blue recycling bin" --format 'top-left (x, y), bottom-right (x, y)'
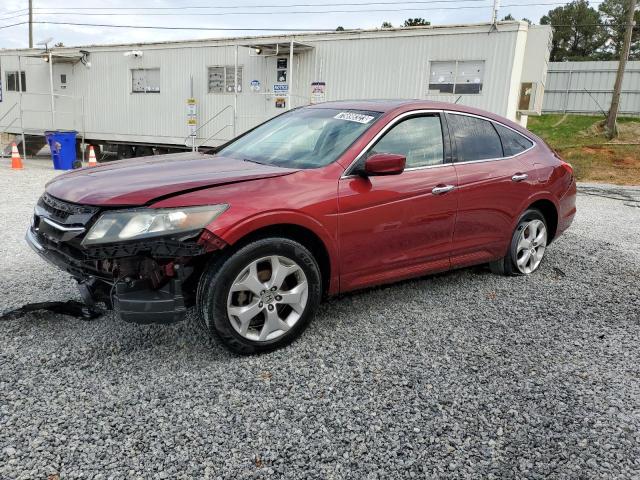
top-left (45, 130), bottom-right (78, 170)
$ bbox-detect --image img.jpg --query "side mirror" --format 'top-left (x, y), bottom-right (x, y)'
top-left (363, 153), bottom-right (406, 176)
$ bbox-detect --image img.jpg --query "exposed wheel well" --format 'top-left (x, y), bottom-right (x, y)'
top-left (230, 224), bottom-right (332, 295)
top-left (528, 199), bottom-right (558, 243)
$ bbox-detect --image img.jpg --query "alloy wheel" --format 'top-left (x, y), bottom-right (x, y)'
top-left (227, 255), bottom-right (308, 342)
top-left (515, 219), bottom-right (547, 274)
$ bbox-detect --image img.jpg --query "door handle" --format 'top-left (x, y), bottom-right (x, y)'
top-left (512, 173), bottom-right (528, 182)
top-left (432, 185), bottom-right (455, 195)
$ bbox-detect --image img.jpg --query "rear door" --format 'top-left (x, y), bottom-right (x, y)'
top-left (337, 112), bottom-right (458, 291)
top-left (446, 112), bottom-right (537, 267)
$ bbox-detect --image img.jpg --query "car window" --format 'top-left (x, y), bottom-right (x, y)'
top-left (368, 115), bottom-right (444, 168)
top-left (218, 108), bottom-right (382, 169)
top-left (494, 123), bottom-right (534, 156)
top-left (447, 113), bottom-right (503, 162)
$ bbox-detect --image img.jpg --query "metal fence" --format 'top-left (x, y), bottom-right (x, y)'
top-left (542, 61), bottom-right (640, 116)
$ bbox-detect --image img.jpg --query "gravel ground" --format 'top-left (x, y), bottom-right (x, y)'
top-left (1, 160), bottom-right (639, 479)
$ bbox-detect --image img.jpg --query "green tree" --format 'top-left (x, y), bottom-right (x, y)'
top-left (336, 26), bottom-right (345, 31)
top-left (540, 0), bottom-right (607, 60)
top-left (403, 18), bottom-right (431, 26)
top-left (501, 14), bottom-right (532, 23)
top-left (381, 21), bottom-right (393, 28)
top-left (598, 0), bottom-right (640, 59)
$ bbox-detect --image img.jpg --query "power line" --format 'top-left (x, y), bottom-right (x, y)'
top-left (0, 1), bottom-right (609, 22)
top-left (5, 0), bottom-right (498, 11)
top-left (549, 23), bottom-right (630, 26)
top-left (0, 21), bottom-right (340, 31)
top-left (0, 19), bottom-right (628, 32)
top-left (7, 7), bottom-right (503, 18)
top-left (0, 12), bottom-right (28, 22)
top-left (0, 8), bottom-right (28, 16)
top-left (0, 0), bottom-right (492, 20)
top-left (1, 6), bottom-right (495, 22)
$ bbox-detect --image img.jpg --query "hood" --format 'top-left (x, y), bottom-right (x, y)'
top-left (45, 152), bottom-right (297, 206)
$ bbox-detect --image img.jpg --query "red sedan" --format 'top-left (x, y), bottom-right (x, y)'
top-left (27, 100), bottom-right (576, 353)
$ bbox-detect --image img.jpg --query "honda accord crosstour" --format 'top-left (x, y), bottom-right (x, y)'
top-left (27, 100), bottom-right (576, 353)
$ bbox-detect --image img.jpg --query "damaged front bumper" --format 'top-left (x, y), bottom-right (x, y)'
top-left (26, 194), bottom-right (226, 324)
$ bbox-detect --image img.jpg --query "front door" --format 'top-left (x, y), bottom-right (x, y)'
top-left (337, 113), bottom-right (458, 291)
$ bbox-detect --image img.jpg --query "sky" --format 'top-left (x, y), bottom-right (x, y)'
top-left (0, 0), bottom-right (570, 49)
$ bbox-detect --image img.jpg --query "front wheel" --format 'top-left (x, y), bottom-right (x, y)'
top-left (197, 238), bottom-right (322, 354)
top-left (490, 209), bottom-right (548, 276)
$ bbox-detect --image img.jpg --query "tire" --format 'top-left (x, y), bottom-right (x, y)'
top-left (489, 209), bottom-right (548, 276)
top-left (196, 237), bottom-right (322, 354)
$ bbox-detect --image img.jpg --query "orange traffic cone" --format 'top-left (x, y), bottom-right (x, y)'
top-left (11, 143), bottom-right (23, 170)
top-left (87, 145), bottom-right (98, 167)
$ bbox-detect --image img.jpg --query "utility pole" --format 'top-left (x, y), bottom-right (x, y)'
top-left (488, 0), bottom-right (500, 33)
top-left (28, 0), bottom-right (33, 48)
top-left (605, 0), bottom-right (637, 139)
top-left (491, 0), bottom-right (500, 24)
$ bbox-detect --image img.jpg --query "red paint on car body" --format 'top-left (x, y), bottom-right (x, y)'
top-left (45, 100), bottom-right (576, 296)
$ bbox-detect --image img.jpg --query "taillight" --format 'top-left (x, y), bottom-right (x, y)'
top-left (560, 160), bottom-right (574, 187)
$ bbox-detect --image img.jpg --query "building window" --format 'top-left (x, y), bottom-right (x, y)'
top-left (276, 58), bottom-right (287, 83)
top-left (208, 66), bottom-right (243, 93)
top-left (131, 68), bottom-right (160, 93)
top-left (6, 71), bottom-right (27, 92)
top-left (428, 60), bottom-right (484, 95)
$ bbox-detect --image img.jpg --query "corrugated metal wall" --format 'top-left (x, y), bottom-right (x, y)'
top-left (0, 23), bottom-right (549, 147)
top-left (543, 61), bottom-right (640, 115)
top-left (307, 29), bottom-right (523, 119)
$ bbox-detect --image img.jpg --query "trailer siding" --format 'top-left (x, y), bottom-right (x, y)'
top-left (0, 22), bottom-right (550, 148)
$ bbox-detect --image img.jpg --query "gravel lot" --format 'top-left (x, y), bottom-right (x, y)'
top-left (1, 159), bottom-right (639, 479)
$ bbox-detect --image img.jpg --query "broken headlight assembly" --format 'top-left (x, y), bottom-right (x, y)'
top-left (81, 204), bottom-right (228, 246)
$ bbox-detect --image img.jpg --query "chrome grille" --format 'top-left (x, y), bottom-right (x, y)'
top-left (37, 193), bottom-right (99, 222)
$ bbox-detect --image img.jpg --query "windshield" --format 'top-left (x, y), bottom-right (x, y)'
top-left (217, 107), bottom-right (382, 169)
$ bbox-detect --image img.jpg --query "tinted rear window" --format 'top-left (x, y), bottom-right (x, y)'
top-left (447, 113), bottom-right (503, 162)
top-left (494, 123), bottom-right (534, 156)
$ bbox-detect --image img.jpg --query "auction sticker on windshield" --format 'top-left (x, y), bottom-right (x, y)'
top-left (334, 112), bottom-right (375, 124)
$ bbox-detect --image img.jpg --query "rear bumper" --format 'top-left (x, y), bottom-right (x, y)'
top-left (556, 179), bottom-right (577, 238)
top-left (26, 226), bottom-right (209, 324)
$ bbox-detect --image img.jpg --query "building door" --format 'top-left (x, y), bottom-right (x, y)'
top-left (54, 64), bottom-right (73, 94)
top-left (52, 64), bottom-right (76, 130)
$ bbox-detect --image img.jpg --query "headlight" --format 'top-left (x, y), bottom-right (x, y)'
top-left (82, 204), bottom-right (228, 245)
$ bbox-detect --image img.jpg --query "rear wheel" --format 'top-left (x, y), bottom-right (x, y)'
top-left (197, 238), bottom-right (322, 354)
top-left (490, 209), bottom-right (548, 276)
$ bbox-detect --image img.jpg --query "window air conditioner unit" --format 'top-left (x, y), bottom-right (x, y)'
top-left (517, 82), bottom-right (543, 115)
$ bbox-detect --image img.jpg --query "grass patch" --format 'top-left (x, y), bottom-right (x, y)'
top-left (527, 114), bottom-right (640, 185)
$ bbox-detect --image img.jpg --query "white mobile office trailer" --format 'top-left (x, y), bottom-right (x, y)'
top-left (0, 21), bottom-right (551, 157)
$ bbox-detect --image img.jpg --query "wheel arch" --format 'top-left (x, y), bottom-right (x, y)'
top-left (219, 222), bottom-right (336, 296)
top-left (526, 198), bottom-right (559, 243)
